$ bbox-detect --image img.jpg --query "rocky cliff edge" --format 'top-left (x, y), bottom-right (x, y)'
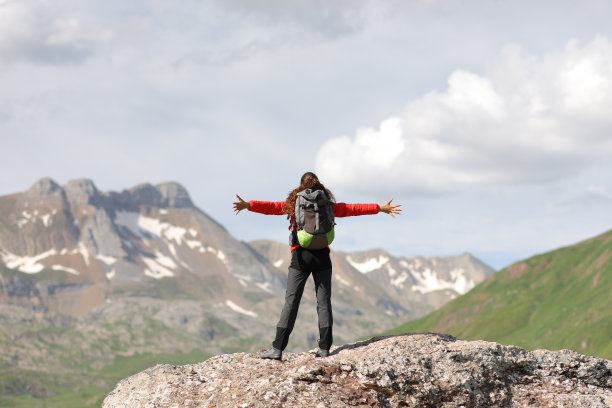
top-left (102, 333), bottom-right (612, 408)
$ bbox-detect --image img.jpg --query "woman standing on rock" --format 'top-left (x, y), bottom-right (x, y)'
top-left (233, 172), bottom-right (401, 361)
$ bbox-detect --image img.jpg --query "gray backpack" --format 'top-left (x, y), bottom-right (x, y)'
top-left (292, 189), bottom-right (335, 249)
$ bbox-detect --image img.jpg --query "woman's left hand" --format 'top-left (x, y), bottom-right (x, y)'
top-left (379, 199), bottom-right (402, 217)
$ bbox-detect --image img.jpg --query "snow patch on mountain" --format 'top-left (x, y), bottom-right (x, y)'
top-left (1, 246), bottom-right (90, 274)
top-left (400, 259), bottom-right (418, 269)
top-left (184, 239), bottom-right (228, 264)
top-left (78, 242), bottom-right (91, 266)
top-left (186, 239), bottom-right (204, 251)
top-left (233, 273), bottom-right (251, 287)
top-left (95, 254), bottom-right (118, 265)
top-left (153, 251), bottom-right (177, 269)
top-left (211, 248), bottom-right (228, 265)
top-left (141, 255), bottom-right (175, 279)
top-left (411, 267), bottom-right (475, 294)
top-left (41, 213), bottom-right (54, 227)
top-left (449, 268), bottom-right (477, 294)
top-left (390, 270), bottom-right (410, 289)
top-left (51, 265), bottom-right (80, 275)
top-left (256, 282), bottom-right (275, 294)
top-left (114, 211), bottom-right (187, 245)
top-left (225, 300), bottom-right (257, 317)
top-left (346, 254), bottom-right (390, 274)
top-left (16, 209), bottom-right (58, 228)
top-left (167, 244), bottom-right (192, 271)
top-left (163, 225), bottom-right (188, 244)
top-left (17, 210), bottom-right (37, 228)
top-left (1, 249), bottom-right (58, 273)
top-left (335, 274), bottom-right (351, 286)
top-left (114, 211), bottom-right (228, 267)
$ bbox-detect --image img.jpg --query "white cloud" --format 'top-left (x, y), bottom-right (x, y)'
top-left (315, 36), bottom-right (612, 195)
top-left (0, 0), bottom-right (111, 67)
top-left (548, 185), bottom-right (612, 213)
top-left (171, 0), bottom-right (383, 68)
top-left (215, 0), bottom-right (375, 39)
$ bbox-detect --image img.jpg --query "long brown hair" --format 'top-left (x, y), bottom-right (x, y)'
top-left (282, 172), bottom-right (335, 220)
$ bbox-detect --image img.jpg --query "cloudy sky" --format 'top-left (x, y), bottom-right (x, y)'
top-left (2, 0), bottom-right (612, 269)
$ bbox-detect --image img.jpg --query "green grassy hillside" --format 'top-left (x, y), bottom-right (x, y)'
top-left (0, 352), bottom-right (211, 408)
top-left (384, 229), bottom-right (612, 360)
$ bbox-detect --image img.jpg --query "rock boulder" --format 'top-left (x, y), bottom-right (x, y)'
top-left (103, 333), bottom-right (612, 408)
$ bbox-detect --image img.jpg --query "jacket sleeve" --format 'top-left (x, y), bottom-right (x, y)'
top-left (333, 203), bottom-right (379, 217)
top-left (248, 201), bottom-right (285, 215)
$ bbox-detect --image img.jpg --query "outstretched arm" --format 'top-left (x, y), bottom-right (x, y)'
top-left (378, 199), bottom-right (402, 217)
top-left (333, 200), bottom-right (402, 217)
top-left (233, 195), bottom-right (250, 215)
top-left (233, 196), bottom-right (285, 215)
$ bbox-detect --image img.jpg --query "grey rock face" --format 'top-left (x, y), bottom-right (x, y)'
top-left (102, 334), bottom-right (612, 408)
top-left (125, 183), bottom-right (163, 208)
top-left (156, 182), bottom-right (193, 208)
top-left (120, 182), bottom-right (194, 209)
top-left (64, 178), bottom-right (100, 206)
top-left (81, 209), bottom-right (125, 259)
top-left (26, 178), bottom-right (62, 198)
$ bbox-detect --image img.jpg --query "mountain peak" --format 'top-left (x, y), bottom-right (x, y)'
top-left (127, 183), bottom-right (163, 207)
top-left (64, 178), bottom-right (100, 205)
top-left (26, 177), bottom-right (62, 197)
top-left (125, 182), bottom-right (193, 208)
top-left (16, 178), bottom-right (193, 209)
top-left (156, 182), bottom-right (193, 208)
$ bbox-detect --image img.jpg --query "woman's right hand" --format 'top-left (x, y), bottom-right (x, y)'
top-left (379, 199), bottom-right (402, 217)
top-left (233, 195), bottom-right (250, 215)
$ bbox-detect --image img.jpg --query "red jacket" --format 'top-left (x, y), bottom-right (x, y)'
top-left (248, 200), bottom-right (379, 251)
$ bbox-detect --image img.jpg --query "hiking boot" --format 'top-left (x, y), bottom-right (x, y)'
top-left (259, 348), bottom-right (282, 361)
top-left (315, 348), bottom-right (329, 358)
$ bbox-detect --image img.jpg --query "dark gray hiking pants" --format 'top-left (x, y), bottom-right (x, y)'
top-left (273, 247), bottom-right (333, 351)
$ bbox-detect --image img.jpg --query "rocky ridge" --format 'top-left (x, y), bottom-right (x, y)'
top-left (103, 333), bottom-right (612, 408)
top-left (249, 241), bottom-right (496, 317)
